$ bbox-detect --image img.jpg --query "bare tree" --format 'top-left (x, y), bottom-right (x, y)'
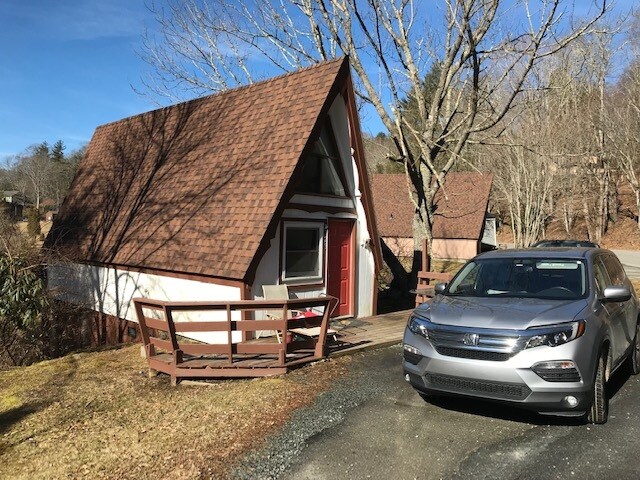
top-left (141, 0), bottom-right (608, 254)
top-left (14, 144), bottom-right (52, 211)
top-left (610, 61), bottom-right (640, 228)
top-left (607, 12), bottom-right (640, 229)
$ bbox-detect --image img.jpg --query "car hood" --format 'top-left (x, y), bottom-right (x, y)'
top-left (415, 295), bottom-right (589, 330)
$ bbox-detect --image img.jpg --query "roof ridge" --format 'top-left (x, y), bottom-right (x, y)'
top-left (96, 56), bottom-right (346, 131)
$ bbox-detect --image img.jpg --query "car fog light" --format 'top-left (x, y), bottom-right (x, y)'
top-left (532, 360), bottom-right (581, 382)
top-left (534, 360), bottom-right (576, 370)
top-left (404, 344), bottom-right (420, 355)
top-left (563, 395), bottom-right (579, 408)
top-left (404, 373), bottom-right (411, 383)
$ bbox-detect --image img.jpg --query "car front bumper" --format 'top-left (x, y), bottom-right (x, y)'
top-left (403, 332), bottom-right (594, 414)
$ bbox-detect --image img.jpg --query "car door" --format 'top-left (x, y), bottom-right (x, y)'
top-left (602, 254), bottom-right (635, 359)
top-left (593, 255), bottom-right (619, 356)
top-left (593, 255), bottom-right (628, 364)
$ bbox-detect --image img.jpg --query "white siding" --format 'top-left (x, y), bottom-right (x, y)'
top-left (330, 95), bottom-right (376, 318)
top-left (48, 263), bottom-right (242, 343)
top-left (250, 94), bottom-right (377, 318)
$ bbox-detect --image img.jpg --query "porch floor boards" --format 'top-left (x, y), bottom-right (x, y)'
top-left (245, 309), bottom-right (411, 359)
top-left (326, 309), bottom-right (410, 357)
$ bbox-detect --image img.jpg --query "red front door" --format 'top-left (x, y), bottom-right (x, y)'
top-left (327, 219), bottom-right (354, 317)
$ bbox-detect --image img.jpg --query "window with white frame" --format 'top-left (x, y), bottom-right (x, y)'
top-left (281, 221), bottom-right (325, 283)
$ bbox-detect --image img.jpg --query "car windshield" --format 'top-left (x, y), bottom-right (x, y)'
top-left (446, 257), bottom-right (587, 300)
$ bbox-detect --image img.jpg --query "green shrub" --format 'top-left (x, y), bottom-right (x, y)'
top-left (0, 254), bottom-right (49, 366)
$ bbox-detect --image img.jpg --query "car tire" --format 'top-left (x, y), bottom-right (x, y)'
top-left (587, 351), bottom-right (608, 425)
top-left (418, 391), bottom-right (432, 402)
top-left (627, 322), bottom-right (640, 375)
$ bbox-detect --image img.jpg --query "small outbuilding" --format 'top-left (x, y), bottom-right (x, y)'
top-left (371, 172), bottom-right (494, 262)
top-left (45, 58), bottom-right (382, 344)
top-left (3, 190), bottom-right (25, 219)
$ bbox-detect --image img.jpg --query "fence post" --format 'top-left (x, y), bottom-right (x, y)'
top-left (227, 304), bottom-right (233, 366)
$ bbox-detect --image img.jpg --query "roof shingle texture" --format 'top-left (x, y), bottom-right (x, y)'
top-left (432, 172), bottom-right (493, 240)
top-left (371, 174), bottom-right (414, 238)
top-left (371, 172), bottom-right (493, 240)
top-left (46, 58), bottom-right (345, 280)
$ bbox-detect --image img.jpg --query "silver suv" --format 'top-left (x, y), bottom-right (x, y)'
top-left (403, 248), bottom-right (640, 424)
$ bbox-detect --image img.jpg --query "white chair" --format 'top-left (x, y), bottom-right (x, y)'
top-left (260, 285), bottom-right (300, 341)
top-left (261, 285), bottom-right (337, 342)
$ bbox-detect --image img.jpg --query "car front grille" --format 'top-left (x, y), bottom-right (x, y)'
top-left (426, 324), bottom-right (524, 361)
top-left (425, 373), bottom-right (531, 400)
top-left (435, 346), bottom-right (511, 362)
top-left (533, 367), bottom-right (582, 382)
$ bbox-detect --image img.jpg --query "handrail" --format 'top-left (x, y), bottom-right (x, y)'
top-left (133, 295), bottom-right (338, 384)
top-left (132, 297), bottom-right (335, 310)
top-left (417, 271), bottom-right (453, 281)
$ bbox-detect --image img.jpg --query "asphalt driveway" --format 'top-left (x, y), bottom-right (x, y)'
top-left (232, 345), bottom-right (640, 480)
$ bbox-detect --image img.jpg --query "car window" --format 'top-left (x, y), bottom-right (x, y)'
top-left (447, 257), bottom-right (587, 299)
top-left (602, 255), bottom-right (626, 285)
top-left (593, 257), bottom-right (611, 294)
top-left (449, 261), bottom-right (481, 295)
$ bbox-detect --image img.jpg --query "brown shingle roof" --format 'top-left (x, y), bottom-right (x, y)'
top-left (46, 58), bottom-right (348, 281)
top-left (432, 172), bottom-right (493, 240)
top-left (371, 172), bottom-right (493, 240)
top-left (371, 174), bottom-right (414, 237)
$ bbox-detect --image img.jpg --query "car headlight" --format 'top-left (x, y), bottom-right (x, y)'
top-left (407, 313), bottom-right (430, 338)
top-left (524, 320), bottom-right (586, 349)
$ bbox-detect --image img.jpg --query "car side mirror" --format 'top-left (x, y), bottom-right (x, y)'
top-left (601, 286), bottom-right (631, 303)
top-left (434, 282), bottom-right (447, 295)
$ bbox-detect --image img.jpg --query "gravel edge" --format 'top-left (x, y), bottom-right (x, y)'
top-left (229, 344), bottom-right (402, 480)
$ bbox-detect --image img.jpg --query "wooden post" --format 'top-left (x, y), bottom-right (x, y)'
top-left (314, 297), bottom-right (333, 358)
top-left (227, 304), bottom-right (233, 366)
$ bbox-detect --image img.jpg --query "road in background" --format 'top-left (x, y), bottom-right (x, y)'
top-left (612, 250), bottom-right (640, 279)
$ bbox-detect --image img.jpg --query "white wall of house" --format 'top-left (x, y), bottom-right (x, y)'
top-left (48, 262), bottom-right (243, 344)
top-left (331, 95), bottom-right (377, 318)
top-left (250, 94), bottom-right (377, 318)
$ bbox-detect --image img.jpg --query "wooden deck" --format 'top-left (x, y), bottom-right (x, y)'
top-left (134, 295), bottom-right (411, 383)
top-left (326, 309), bottom-right (411, 357)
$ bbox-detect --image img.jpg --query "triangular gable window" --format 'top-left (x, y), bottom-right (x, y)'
top-left (297, 121), bottom-right (348, 196)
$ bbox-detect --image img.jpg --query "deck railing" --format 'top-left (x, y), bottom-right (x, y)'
top-left (414, 271), bottom-right (453, 306)
top-left (133, 296), bottom-right (336, 384)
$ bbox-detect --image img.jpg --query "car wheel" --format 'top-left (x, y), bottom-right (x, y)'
top-left (587, 351), bottom-right (608, 424)
top-left (627, 322), bottom-right (640, 375)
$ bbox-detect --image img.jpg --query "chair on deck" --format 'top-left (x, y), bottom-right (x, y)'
top-left (262, 285), bottom-right (337, 343)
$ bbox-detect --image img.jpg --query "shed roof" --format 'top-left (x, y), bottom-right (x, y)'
top-left (432, 172), bottom-right (493, 240)
top-left (371, 172), bottom-right (493, 240)
top-left (46, 58), bottom-right (364, 281)
top-left (371, 174), bottom-right (414, 238)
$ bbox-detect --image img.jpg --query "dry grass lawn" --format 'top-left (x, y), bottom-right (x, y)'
top-left (0, 345), bottom-right (351, 479)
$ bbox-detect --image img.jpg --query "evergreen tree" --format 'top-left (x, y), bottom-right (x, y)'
top-left (50, 140), bottom-right (66, 162)
top-left (33, 141), bottom-right (49, 159)
top-left (398, 62), bottom-right (443, 143)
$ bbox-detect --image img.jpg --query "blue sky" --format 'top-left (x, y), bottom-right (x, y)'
top-left (0, 0), bottom-right (635, 163)
top-left (0, 0), bottom-right (154, 160)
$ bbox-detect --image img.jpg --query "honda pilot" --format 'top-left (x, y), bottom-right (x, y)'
top-left (403, 248), bottom-right (640, 424)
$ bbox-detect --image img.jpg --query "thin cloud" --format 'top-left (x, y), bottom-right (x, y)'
top-left (2, 0), bottom-right (148, 41)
